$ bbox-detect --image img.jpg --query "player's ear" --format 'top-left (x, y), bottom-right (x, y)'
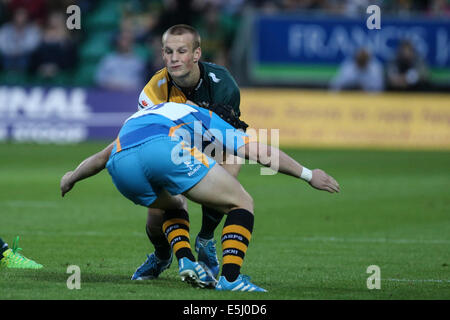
top-left (193, 47), bottom-right (201, 63)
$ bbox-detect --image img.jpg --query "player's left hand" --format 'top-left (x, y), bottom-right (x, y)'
top-left (309, 169), bottom-right (340, 193)
top-left (60, 171), bottom-right (75, 197)
top-left (186, 100), bottom-right (199, 107)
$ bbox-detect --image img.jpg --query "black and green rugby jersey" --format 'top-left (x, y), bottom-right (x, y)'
top-left (170, 61), bottom-right (241, 116)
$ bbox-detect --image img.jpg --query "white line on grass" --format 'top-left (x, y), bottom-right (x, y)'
top-left (3, 200), bottom-right (59, 208)
top-left (14, 231), bottom-right (449, 245)
top-left (385, 278), bottom-right (450, 283)
top-left (11, 230), bottom-right (144, 237)
top-left (299, 236), bottom-right (450, 245)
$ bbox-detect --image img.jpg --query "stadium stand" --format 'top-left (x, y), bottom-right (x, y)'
top-left (0, 0), bottom-right (448, 90)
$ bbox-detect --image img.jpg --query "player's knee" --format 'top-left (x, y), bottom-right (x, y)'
top-left (221, 162), bottom-right (242, 178)
top-left (174, 195), bottom-right (188, 210)
top-left (148, 207), bottom-right (165, 216)
top-left (149, 193), bottom-right (187, 211)
top-left (243, 191), bottom-right (254, 213)
top-left (230, 189), bottom-right (253, 213)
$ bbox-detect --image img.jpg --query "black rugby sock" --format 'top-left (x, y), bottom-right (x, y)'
top-left (146, 226), bottom-right (172, 260)
top-left (221, 209), bottom-right (254, 282)
top-left (162, 209), bottom-right (195, 262)
top-left (198, 206), bottom-right (224, 240)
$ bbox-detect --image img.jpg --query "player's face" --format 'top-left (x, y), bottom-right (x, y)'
top-left (162, 33), bottom-right (201, 79)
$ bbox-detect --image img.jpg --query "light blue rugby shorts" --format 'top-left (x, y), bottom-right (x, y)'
top-left (106, 136), bottom-right (216, 207)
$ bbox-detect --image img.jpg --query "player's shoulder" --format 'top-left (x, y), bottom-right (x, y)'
top-left (201, 61), bottom-right (240, 97)
top-left (142, 67), bottom-right (170, 94)
top-left (139, 67), bottom-right (170, 109)
top-left (201, 61), bottom-right (229, 73)
top-left (201, 61), bottom-right (235, 82)
top-left (145, 67), bottom-right (169, 87)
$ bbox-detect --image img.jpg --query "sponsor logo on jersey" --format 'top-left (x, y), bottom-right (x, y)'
top-left (184, 160), bottom-right (201, 176)
top-left (208, 72), bottom-right (221, 83)
top-left (158, 78), bottom-right (167, 88)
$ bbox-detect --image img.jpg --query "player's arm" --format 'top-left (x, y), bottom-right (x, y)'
top-left (237, 142), bottom-right (340, 193)
top-left (208, 111), bottom-right (339, 193)
top-left (199, 99), bottom-right (339, 193)
top-left (60, 142), bottom-right (114, 197)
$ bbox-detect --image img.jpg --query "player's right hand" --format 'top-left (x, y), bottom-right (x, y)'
top-left (60, 171), bottom-right (75, 197)
top-left (309, 169), bottom-right (340, 193)
top-left (185, 100), bottom-right (199, 107)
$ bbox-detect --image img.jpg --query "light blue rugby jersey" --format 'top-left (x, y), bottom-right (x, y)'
top-left (112, 102), bottom-right (249, 156)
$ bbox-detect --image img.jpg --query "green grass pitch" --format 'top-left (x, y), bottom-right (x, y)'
top-left (0, 142), bottom-right (449, 299)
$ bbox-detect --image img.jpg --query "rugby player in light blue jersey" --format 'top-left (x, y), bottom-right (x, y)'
top-left (60, 101), bottom-right (340, 292)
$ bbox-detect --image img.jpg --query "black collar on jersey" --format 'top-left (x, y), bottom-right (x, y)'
top-left (166, 61), bottom-right (211, 102)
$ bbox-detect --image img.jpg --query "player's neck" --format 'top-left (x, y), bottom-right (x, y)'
top-left (172, 64), bottom-right (201, 89)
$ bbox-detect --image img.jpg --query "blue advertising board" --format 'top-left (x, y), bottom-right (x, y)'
top-left (0, 86), bottom-right (138, 143)
top-left (251, 13), bottom-right (450, 83)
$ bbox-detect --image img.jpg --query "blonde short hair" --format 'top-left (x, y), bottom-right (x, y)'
top-left (162, 24), bottom-right (201, 50)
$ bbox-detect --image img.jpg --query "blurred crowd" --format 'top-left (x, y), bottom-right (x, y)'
top-left (251, 0), bottom-right (450, 17)
top-left (330, 41), bottom-right (430, 93)
top-left (0, 0), bottom-right (448, 91)
top-left (0, 0), bottom-right (80, 80)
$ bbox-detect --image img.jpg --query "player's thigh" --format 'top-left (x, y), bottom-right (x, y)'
top-left (220, 154), bottom-right (243, 178)
top-left (149, 189), bottom-right (187, 211)
top-left (212, 152), bottom-right (243, 178)
top-left (183, 163), bottom-right (253, 214)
